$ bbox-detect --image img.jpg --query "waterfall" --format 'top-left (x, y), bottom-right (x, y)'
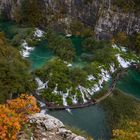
top-left (34, 28), bottom-right (44, 38)
top-left (35, 77), bottom-right (48, 90)
top-left (20, 40), bottom-right (34, 58)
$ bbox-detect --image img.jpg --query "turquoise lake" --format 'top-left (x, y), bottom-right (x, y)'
top-left (0, 20), bottom-right (140, 140)
top-left (48, 69), bottom-right (140, 140)
top-left (29, 35), bottom-right (88, 69)
top-left (28, 40), bottom-right (140, 140)
top-left (117, 69), bottom-right (140, 99)
top-left (28, 37), bottom-right (140, 140)
top-left (29, 41), bottom-right (54, 69)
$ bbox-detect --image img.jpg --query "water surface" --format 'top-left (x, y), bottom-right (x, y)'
top-left (117, 69), bottom-right (140, 99)
top-left (48, 105), bottom-right (111, 140)
top-left (28, 41), bottom-right (54, 69)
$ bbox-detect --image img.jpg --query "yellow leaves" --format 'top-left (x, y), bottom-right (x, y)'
top-left (112, 120), bottom-right (140, 140)
top-left (0, 94), bottom-right (40, 140)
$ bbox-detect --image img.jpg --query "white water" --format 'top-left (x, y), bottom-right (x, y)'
top-left (20, 40), bottom-right (34, 58)
top-left (62, 93), bottom-right (69, 106)
top-left (77, 85), bottom-right (87, 103)
top-left (116, 54), bottom-right (130, 68)
top-left (66, 34), bottom-right (72, 37)
top-left (110, 64), bottom-right (115, 73)
top-left (120, 46), bottom-right (127, 52)
top-left (34, 28), bottom-right (44, 38)
top-left (62, 90), bottom-right (72, 113)
top-left (35, 77), bottom-right (48, 91)
top-left (87, 75), bottom-right (95, 81)
top-left (71, 95), bottom-right (78, 104)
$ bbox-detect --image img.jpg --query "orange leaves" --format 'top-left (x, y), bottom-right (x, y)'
top-left (0, 94), bottom-right (40, 140)
top-left (7, 94), bottom-right (40, 117)
top-left (0, 105), bottom-right (21, 140)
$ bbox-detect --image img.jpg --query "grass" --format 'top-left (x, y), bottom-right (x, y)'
top-left (101, 89), bottom-right (140, 129)
top-left (65, 125), bottom-right (93, 140)
top-left (91, 88), bottom-right (108, 100)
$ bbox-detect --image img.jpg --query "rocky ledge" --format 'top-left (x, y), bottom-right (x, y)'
top-left (18, 113), bottom-right (87, 140)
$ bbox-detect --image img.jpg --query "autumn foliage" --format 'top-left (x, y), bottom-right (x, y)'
top-left (112, 120), bottom-right (140, 140)
top-left (0, 94), bottom-right (40, 140)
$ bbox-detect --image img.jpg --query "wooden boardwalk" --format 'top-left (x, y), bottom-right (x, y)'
top-left (33, 68), bottom-right (131, 110)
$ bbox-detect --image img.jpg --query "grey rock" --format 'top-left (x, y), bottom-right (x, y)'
top-left (0, 0), bottom-right (139, 39)
top-left (29, 113), bottom-right (87, 140)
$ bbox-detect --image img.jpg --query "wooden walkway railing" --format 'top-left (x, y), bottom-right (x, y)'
top-left (33, 65), bottom-right (138, 110)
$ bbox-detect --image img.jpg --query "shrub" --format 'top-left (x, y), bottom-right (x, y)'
top-left (114, 32), bottom-right (129, 46)
top-left (0, 94), bottom-right (40, 140)
top-left (70, 20), bottom-right (94, 37)
top-left (82, 37), bottom-right (96, 52)
top-left (0, 105), bottom-right (21, 140)
top-left (112, 120), bottom-right (140, 140)
top-left (7, 94), bottom-right (40, 117)
top-left (45, 30), bottom-right (76, 61)
top-left (20, 0), bottom-right (47, 26)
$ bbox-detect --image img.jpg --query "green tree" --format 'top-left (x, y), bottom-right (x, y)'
top-left (21, 0), bottom-right (47, 26)
top-left (82, 37), bottom-right (96, 52)
top-left (0, 34), bottom-right (36, 103)
top-left (47, 32), bottom-right (76, 61)
top-left (70, 68), bottom-right (88, 87)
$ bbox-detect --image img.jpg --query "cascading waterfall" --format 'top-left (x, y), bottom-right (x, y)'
top-left (35, 77), bottom-right (49, 91)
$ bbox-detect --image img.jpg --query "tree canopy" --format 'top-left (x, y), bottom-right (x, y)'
top-left (0, 33), bottom-right (36, 103)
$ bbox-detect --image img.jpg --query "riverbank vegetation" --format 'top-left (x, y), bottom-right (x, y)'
top-left (66, 125), bottom-right (93, 140)
top-left (101, 89), bottom-right (140, 140)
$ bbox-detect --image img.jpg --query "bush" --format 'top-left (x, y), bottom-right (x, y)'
top-left (112, 120), bottom-right (140, 140)
top-left (70, 68), bottom-right (88, 87)
top-left (114, 32), bottom-right (129, 46)
top-left (20, 0), bottom-right (47, 26)
top-left (82, 37), bottom-right (96, 52)
top-left (41, 89), bottom-right (63, 105)
top-left (0, 94), bottom-right (39, 140)
top-left (84, 61), bottom-right (101, 78)
top-left (70, 20), bottom-right (94, 37)
top-left (7, 94), bottom-right (40, 116)
top-left (35, 59), bottom-right (90, 104)
top-left (46, 31), bottom-right (76, 61)
top-left (0, 105), bottom-right (21, 140)
top-left (101, 89), bottom-right (140, 128)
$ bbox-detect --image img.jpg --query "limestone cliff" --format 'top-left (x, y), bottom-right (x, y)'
top-left (0, 0), bottom-right (139, 39)
top-left (18, 113), bottom-right (87, 140)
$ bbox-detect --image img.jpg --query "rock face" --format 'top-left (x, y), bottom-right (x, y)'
top-left (0, 0), bottom-right (21, 19)
top-left (18, 113), bottom-right (87, 140)
top-left (0, 0), bottom-right (140, 39)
